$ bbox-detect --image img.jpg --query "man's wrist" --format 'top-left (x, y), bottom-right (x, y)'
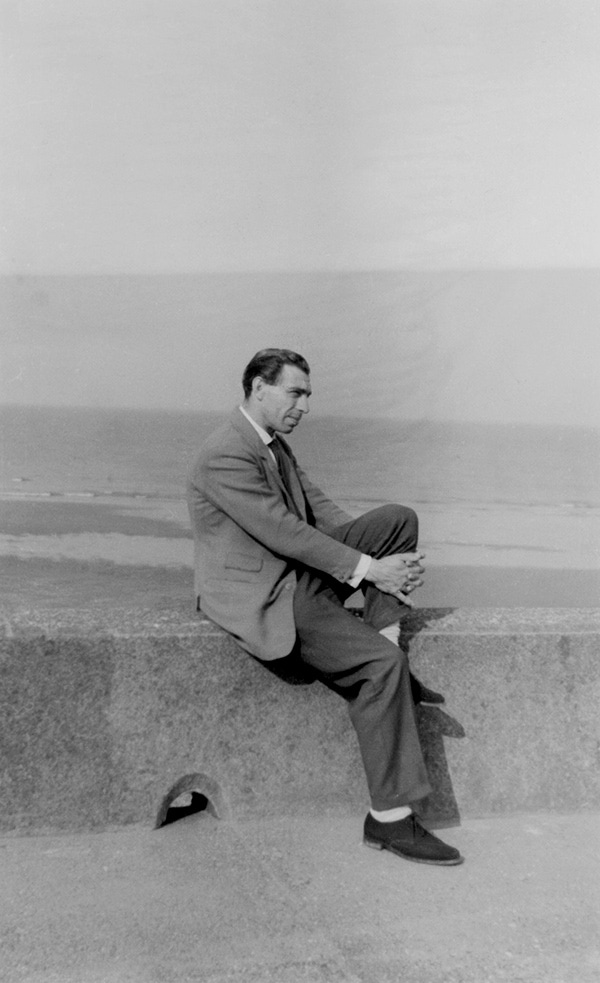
top-left (348, 553), bottom-right (372, 589)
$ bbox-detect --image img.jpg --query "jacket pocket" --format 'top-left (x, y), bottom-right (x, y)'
top-left (223, 553), bottom-right (264, 575)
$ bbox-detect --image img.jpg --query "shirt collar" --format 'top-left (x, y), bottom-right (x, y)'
top-left (239, 405), bottom-right (274, 445)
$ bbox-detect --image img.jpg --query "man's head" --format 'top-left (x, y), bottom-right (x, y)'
top-left (242, 348), bottom-right (312, 435)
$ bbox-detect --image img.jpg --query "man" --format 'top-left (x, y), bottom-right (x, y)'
top-left (187, 348), bottom-right (463, 866)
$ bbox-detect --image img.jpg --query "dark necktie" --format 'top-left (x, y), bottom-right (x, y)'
top-left (271, 437), bottom-right (290, 486)
top-left (270, 438), bottom-right (302, 516)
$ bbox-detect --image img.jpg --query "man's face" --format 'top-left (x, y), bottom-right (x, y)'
top-left (253, 364), bottom-right (312, 434)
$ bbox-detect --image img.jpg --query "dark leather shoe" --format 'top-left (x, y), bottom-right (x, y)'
top-left (363, 812), bottom-right (463, 865)
top-left (410, 672), bottom-right (445, 705)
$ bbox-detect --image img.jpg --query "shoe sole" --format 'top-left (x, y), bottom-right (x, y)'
top-left (363, 836), bottom-right (464, 866)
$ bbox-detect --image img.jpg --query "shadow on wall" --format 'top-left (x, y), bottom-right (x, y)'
top-left (402, 607), bottom-right (464, 828)
top-left (415, 705), bottom-right (465, 829)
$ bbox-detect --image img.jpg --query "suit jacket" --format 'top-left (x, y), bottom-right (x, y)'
top-left (186, 407), bottom-right (362, 660)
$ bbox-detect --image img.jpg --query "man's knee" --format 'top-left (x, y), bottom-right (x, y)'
top-left (331, 502), bottom-right (418, 554)
top-left (373, 503), bottom-right (418, 549)
top-left (382, 503), bottom-right (417, 531)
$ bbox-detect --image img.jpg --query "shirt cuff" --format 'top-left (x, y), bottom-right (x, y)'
top-left (347, 553), bottom-right (372, 589)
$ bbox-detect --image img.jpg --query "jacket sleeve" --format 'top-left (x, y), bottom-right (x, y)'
top-left (191, 442), bottom-right (362, 583)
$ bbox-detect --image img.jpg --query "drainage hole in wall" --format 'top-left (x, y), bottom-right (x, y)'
top-left (155, 772), bottom-right (225, 829)
top-left (159, 791), bottom-right (209, 828)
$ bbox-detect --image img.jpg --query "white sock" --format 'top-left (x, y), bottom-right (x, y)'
top-left (370, 805), bottom-right (412, 822)
top-left (378, 621), bottom-right (401, 646)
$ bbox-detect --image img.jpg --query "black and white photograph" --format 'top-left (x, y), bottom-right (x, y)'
top-left (1, 2), bottom-right (599, 981)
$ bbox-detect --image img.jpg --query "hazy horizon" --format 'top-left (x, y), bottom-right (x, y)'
top-left (2, 269), bottom-right (599, 427)
top-left (2, 403), bottom-right (599, 432)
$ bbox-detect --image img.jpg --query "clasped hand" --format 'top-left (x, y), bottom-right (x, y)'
top-left (364, 551), bottom-right (425, 607)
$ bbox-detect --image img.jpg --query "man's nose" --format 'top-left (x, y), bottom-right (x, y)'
top-left (298, 395), bottom-right (310, 414)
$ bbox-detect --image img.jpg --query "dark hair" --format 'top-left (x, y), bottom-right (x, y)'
top-left (242, 348), bottom-right (310, 398)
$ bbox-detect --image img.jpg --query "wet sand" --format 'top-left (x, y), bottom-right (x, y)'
top-left (1, 496), bottom-right (598, 611)
top-left (0, 496), bottom-right (190, 537)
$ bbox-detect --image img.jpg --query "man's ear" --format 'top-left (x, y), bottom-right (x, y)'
top-left (252, 376), bottom-right (265, 400)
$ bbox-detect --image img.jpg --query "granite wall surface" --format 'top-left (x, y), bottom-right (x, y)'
top-left (1, 604), bottom-right (598, 834)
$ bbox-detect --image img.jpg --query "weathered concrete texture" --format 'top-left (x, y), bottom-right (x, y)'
top-left (1, 604), bottom-right (599, 834)
top-left (404, 608), bottom-right (600, 822)
top-left (2, 813), bottom-right (599, 983)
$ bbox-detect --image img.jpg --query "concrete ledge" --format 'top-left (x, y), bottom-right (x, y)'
top-left (1, 605), bottom-right (599, 834)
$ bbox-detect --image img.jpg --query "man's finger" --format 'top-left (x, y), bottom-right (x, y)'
top-left (404, 551), bottom-right (425, 562)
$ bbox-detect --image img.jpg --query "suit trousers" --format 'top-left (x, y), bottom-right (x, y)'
top-left (292, 504), bottom-right (432, 810)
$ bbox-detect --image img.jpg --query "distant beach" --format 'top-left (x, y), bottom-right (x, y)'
top-left (1, 406), bottom-right (599, 610)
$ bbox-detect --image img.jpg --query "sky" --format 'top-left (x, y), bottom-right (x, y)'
top-left (1, 0), bottom-right (599, 424)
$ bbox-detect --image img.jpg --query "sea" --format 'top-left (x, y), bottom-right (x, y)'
top-left (1, 404), bottom-right (599, 582)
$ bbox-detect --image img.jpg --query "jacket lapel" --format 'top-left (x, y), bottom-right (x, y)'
top-left (230, 408), bottom-right (306, 519)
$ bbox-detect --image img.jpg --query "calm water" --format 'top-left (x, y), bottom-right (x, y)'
top-left (1, 405), bottom-right (599, 572)
top-left (1, 404), bottom-right (598, 506)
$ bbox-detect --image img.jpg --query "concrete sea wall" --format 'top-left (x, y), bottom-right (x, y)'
top-left (1, 604), bottom-right (598, 834)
